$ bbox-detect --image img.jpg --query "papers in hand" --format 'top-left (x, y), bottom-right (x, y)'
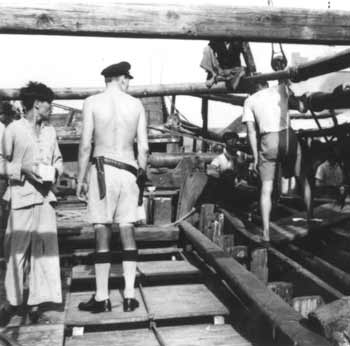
top-left (37, 164), bottom-right (56, 182)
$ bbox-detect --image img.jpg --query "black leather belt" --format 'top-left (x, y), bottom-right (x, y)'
top-left (92, 157), bottom-right (137, 177)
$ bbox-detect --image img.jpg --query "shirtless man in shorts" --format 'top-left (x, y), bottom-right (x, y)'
top-left (77, 61), bottom-right (148, 312)
top-left (242, 81), bottom-right (313, 241)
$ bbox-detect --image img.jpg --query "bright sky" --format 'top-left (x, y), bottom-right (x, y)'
top-left (0, 0), bottom-right (350, 128)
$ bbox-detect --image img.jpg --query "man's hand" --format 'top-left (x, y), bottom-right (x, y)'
top-left (21, 163), bottom-right (42, 184)
top-left (76, 181), bottom-right (88, 203)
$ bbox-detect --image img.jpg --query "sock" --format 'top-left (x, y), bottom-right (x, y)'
top-left (95, 262), bottom-right (111, 301)
top-left (123, 261), bottom-right (136, 299)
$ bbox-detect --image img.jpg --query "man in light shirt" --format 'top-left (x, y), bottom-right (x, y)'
top-left (242, 82), bottom-right (313, 241)
top-left (0, 82), bottom-right (63, 325)
top-left (315, 151), bottom-right (344, 187)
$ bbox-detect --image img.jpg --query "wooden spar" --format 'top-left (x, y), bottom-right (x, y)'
top-left (201, 98), bottom-right (209, 152)
top-left (307, 90), bottom-right (350, 112)
top-left (241, 42), bottom-right (257, 75)
top-left (246, 48), bottom-right (350, 83)
top-left (0, 83), bottom-right (229, 100)
top-left (179, 221), bottom-right (331, 346)
top-left (1, 2), bottom-right (350, 44)
top-left (2, 49), bottom-right (349, 101)
top-left (197, 94), bottom-right (248, 106)
top-left (149, 153), bottom-right (216, 168)
top-left (298, 122), bottom-right (350, 138)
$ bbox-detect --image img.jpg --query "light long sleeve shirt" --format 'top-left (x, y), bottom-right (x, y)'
top-left (0, 118), bottom-right (63, 209)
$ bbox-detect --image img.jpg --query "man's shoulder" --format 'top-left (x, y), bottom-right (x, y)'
top-left (6, 118), bottom-right (23, 131)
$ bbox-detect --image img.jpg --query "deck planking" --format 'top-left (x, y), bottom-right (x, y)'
top-left (66, 284), bottom-right (228, 326)
top-left (65, 324), bottom-right (251, 346)
top-left (3, 324), bottom-right (64, 346)
top-left (72, 260), bottom-right (200, 282)
top-left (267, 203), bottom-right (350, 243)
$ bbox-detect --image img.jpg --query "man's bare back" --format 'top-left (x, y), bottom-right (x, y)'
top-left (87, 88), bottom-right (143, 166)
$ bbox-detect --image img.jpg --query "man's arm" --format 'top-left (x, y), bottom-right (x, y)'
top-left (77, 98), bottom-right (94, 185)
top-left (52, 127), bottom-right (63, 179)
top-left (0, 124), bottom-right (21, 180)
top-left (246, 122), bottom-right (259, 172)
top-left (136, 102), bottom-right (149, 171)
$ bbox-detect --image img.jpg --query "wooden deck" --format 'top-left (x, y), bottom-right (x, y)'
top-left (72, 260), bottom-right (201, 283)
top-left (2, 324), bottom-right (64, 346)
top-left (65, 324), bottom-right (252, 346)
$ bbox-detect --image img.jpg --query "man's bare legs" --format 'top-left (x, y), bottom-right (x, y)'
top-left (296, 173), bottom-right (313, 221)
top-left (260, 180), bottom-right (274, 241)
top-left (94, 224), bottom-right (112, 301)
top-left (119, 224), bottom-right (139, 311)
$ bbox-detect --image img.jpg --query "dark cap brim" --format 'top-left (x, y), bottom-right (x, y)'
top-left (126, 73), bottom-right (133, 80)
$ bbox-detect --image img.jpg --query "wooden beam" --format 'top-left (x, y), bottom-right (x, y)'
top-left (179, 221), bottom-right (331, 346)
top-left (241, 42), bottom-right (257, 75)
top-left (0, 82), bottom-right (229, 100)
top-left (1, 2), bottom-right (350, 44)
top-left (201, 98), bottom-right (209, 152)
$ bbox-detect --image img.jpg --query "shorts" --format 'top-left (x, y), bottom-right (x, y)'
top-left (88, 164), bottom-right (139, 224)
top-left (258, 128), bottom-right (302, 182)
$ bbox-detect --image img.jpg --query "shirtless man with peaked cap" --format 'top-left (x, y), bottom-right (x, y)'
top-left (77, 61), bottom-right (148, 313)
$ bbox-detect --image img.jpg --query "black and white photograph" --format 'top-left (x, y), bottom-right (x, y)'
top-left (1, 0), bottom-right (350, 345)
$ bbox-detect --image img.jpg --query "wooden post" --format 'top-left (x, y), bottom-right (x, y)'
top-left (201, 97), bottom-right (209, 152)
top-left (241, 42), bottom-right (257, 75)
top-left (199, 204), bottom-right (215, 239)
top-left (250, 248), bottom-right (268, 284)
top-left (170, 95), bottom-right (176, 114)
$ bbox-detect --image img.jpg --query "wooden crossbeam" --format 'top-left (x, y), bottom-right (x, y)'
top-left (0, 82), bottom-right (229, 100)
top-left (1, 2), bottom-right (350, 44)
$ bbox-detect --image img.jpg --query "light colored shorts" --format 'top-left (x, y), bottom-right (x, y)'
top-left (259, 128), bottom-right (302, 182)
top-left (88, 164), bottom-right (139, 225)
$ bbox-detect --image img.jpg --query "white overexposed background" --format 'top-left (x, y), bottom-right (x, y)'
top-left (0, 0), bottom-right (349, 130)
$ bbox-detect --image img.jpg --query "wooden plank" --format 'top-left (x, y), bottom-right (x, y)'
top-left (199, 204), bottom-right (215, 238)
top-left (65, 324), bottom-right (252, 346)
top-left (66, 289), bottom-right (148, 326)
top-left (144, 284), bottom-right (229, 320)
top-left (180, 221), bottom-right (331, 346)
top-left (1, 2), bottom-right (350, 44)
top-left (3, 324), bottom-right (64, 346)
top-left (65, 328), bottom-right (157, 346)
top-left (71, 261), bottom-right (200, 281)
top-left (177, 172), bottom-right (208, 219)
top-left (250, 248), bottom-right (268, 284)
top-left (159, 324), bottom-right (252, 346)
top-left (66, 284), bottom-right (228, 326)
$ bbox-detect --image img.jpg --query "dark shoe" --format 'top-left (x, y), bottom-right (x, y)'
top-left (78, 295), bottom-right (111, 313)
top-left (0, 305), bottom-right (16, 327)
top-left (28, 305), bottom-right (40, 324)
top-left (123, 298), bottom-right (139, 312)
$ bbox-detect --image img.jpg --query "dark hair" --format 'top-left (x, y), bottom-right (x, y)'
top-left (19, 81), bottom-right (54, 111)
top-left (222, 131), bottom-right (239, 142)
top-left (0, 101), bottom-right (18, 126)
